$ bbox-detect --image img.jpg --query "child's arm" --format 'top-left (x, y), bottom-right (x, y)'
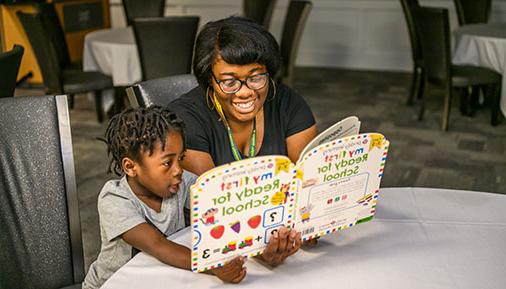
top-left (121, 223), bottom-right (246, 283)
top-left (122, 223), bottom-right (190, 269)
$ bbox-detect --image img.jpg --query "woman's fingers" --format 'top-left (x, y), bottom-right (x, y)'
top-left (259, 226), bottom-right (302, 266)
top-left (231, 268), bottom-right (247, 283)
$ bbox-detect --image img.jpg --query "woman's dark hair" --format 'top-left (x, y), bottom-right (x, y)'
top-left (103, 106), bottom-right (185, 176)
top-left (193, 16), bottom-right (281, 89)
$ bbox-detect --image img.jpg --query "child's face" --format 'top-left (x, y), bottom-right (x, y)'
top-left (130, 132), bottom-right (185, 199)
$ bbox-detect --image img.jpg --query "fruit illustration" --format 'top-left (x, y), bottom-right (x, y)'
top-left (210, 225), bottom-right (224, 239)
top-left (230, 221), bottom-right (241, 233)
top-left (247, 215), bottom-right (261, 229)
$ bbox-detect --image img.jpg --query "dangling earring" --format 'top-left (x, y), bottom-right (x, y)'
top-left (267, 78), bottom-right (277, 101)
top-left (206, 86), bottom-right (216, 110)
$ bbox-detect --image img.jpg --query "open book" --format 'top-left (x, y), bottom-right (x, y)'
top-left (190, 116), bottom-right (389, 272)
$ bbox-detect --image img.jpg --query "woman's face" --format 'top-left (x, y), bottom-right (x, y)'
top-left (210, 58), bottom-right (269, 124)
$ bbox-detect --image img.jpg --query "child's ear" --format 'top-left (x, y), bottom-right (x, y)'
top-left (122, 157), bottom-right (137, 177)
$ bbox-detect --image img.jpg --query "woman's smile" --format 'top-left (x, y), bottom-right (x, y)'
top-left (232, 98), bottom-right (256, 114)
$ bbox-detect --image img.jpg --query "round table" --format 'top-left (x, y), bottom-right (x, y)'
top-left (83, 27), bottom-right (142, 86)
top-left (100, 187), bottom-right (506, 289)
top-left (453, 23), bottom-right (506, 118)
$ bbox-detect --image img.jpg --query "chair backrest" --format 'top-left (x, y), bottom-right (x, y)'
top-left (0, 95), bottom-right (84, 289)
top-left (126, 74), bottom-right (198, 108)
top-left (279, 0), bottom-right (312, 85)
top-left (133, 16), bottom-right (199, 81)
top-left (454, 0), bottom-right (491, 25)
top-left (243, 0), bottom-right (277, 28)
top-left (415, 7), bottom-right (451, 85)
top-left (122, 0), bottom-right (165, 26)
top-left (36, 3), bottom-right (71, 68)
top-left (17, 11), bottom-right (63, 93)
top-left (0, 45), bottom-right (24, 98)
top-left (399, 0), bottom-right (422, 64)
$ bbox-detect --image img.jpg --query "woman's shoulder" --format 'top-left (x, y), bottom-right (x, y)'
top-left (168, 87), bottom-right (211, 121)
top-left (170, 87), bottom-right (206, 109)
top-left (270, 84), bottom-right (307, 107)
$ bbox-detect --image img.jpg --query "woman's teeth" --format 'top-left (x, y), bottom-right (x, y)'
top-left (233, 100), bottom-right (254, 109)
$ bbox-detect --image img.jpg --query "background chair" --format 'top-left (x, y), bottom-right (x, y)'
top-left (0, 44), bottom-right (24, 98)
top-left (132, 16), bottom-right (199, 81)
top-left (126, 74), bottom-right (198, 108)
top-left (36, 2), bottom-right (83, 108)
top-left (122, 0), bottom-right (165, 26)
top-left (243, 0), bottom-right (277, 28)
top-left (277, 0), bottom-right (312, 86)
top-left (0, 95), bottom-right (84, 289)
top-left (36, 3), bottom-right (80, 71)
top-left (415, 6), bottom-right (501, 130)
top-left (17, 11), bottom-right (113, 122)
top-left (400, 0), bottom-right (424, 105)
top-left (454, 0), bottom-right (491, 26)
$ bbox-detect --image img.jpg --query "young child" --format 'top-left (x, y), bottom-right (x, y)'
top-left (83, 106), bottom-right (247, 289)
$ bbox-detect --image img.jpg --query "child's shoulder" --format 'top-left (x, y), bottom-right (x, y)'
top-left (179, 170), bottom-right (198, 194)
top-left (97, 177), bottom-right (132, 203)
top-left (182, 170), bottom-right (198, 184)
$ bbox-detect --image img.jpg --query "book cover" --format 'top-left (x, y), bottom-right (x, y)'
top-left (189, 117), bottom-right (389, 272)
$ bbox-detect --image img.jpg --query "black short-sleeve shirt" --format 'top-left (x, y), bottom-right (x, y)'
top-left (168, 84), bottom-right (315, 166)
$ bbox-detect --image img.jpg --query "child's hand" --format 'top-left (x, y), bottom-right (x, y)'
top-left (258, 226), bottom-right (301, 266)
top-left (211, 256), bottom-right (247, 283)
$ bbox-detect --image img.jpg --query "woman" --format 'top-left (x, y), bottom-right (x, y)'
top-left (169, 16), bottom-right (318, 266)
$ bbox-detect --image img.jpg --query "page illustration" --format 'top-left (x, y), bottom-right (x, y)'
top-left (190, 156), bottom-right (296, 272)
top-left (295, 133), bottom-right (388, 239)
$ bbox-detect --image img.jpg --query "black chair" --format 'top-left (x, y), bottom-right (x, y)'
top-left (36, 2), bottom-right (83, 108)
top-left (122, 0), bottom-right (165, 26)
top-left (415, 7), bottom-right (501, 130)
top-left (132, 16), bottom-right (199, 81)
top-left (36, 3), bottom-right (80, 71)
top-left (0, 44), bottom-right (24, 98)
top-left (243, 0), bottom-right (277, 28)
top-left (454, 0), bottom-right (491, 26)
top-left (0, 95), bottom-right (84, 289)
top-left (400, 0), bottom-right (425, 105)
top-left (126, 74), bottom-right (198, 108)
top-left (277, 0), bottom-right (312, 86)
top-left (17, 11), bottom-right (113, 122)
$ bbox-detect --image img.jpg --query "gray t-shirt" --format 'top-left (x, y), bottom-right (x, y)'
top-left (83, 171), bottom-right (197, 289)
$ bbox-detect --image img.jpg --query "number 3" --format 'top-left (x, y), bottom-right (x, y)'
top-left (202, 249), bottom-right (210, 259)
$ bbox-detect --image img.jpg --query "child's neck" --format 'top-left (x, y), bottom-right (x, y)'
top-left (127, 176), bottom-right (163, 213)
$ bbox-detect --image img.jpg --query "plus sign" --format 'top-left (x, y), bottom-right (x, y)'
top-left (255, 236), bottom-right (263, 242)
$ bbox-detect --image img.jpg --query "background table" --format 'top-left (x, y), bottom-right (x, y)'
top-left (83, 27), bottom-right (141, 86)
top-left (100, 187), bottom-right (506, 289)
top-left (453, 23), bottom-right (506, 118)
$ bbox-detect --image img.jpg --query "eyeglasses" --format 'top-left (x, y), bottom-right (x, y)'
top-left (212, 72), bottom-right (269, 94)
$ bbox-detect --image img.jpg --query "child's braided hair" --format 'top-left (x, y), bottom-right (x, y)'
top-left (103, 106), bottom-right (185, 176)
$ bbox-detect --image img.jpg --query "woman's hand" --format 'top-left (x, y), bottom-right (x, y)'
top-left (303, 238), bottom-right (319, 246)
top-left (211, 256), bottom-right (247, 283)
top-left (258, 226), bottom-right (301, 267)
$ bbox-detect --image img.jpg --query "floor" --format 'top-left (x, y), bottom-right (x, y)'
top-left (17, 67), bottom-right (506, 271)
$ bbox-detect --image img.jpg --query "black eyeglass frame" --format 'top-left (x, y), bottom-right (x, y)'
top-left (211, 72), bottom-right (270, 94)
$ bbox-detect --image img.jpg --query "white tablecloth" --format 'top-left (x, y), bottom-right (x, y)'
top-left (453, 23), bottom-right (506, 117)
top-left (100, 187), bottom-right (506, 289)
top-left (83, 27), bottom-right (141, 86)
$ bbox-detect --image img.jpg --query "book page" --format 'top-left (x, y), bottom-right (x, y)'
top-left (294, 133), bottom-right (389, 240)
top-left (190, 156), bottom-right (296, 272)
top-left (298, 116), bottom-right (361, 162)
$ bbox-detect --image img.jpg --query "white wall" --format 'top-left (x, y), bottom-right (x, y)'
top-left (109, 0), bottom-right (506, 71)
